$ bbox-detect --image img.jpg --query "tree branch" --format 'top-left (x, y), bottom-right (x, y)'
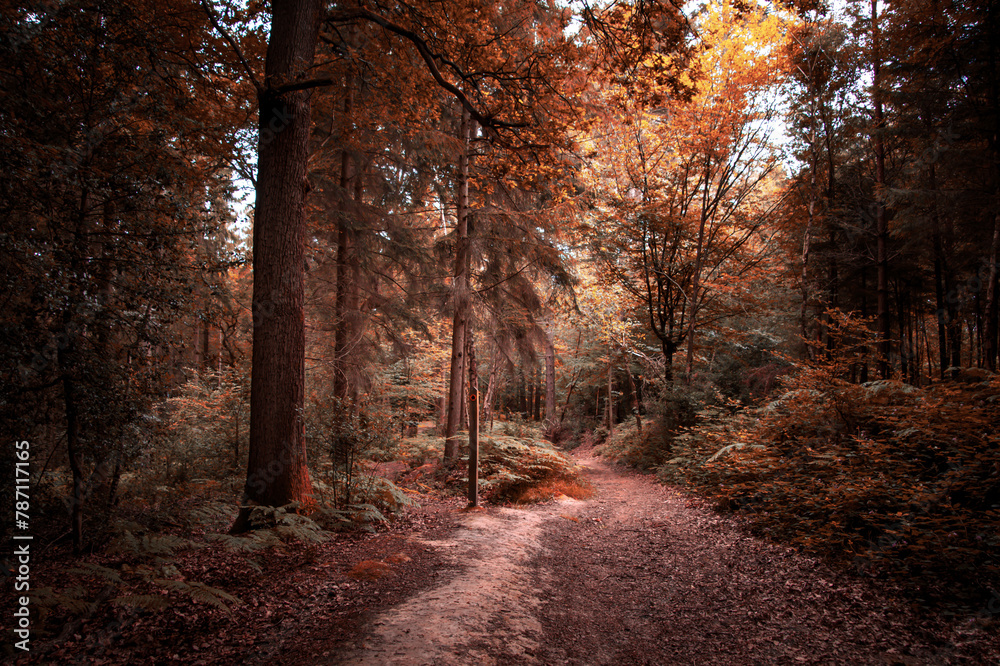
top-left (325, 9), bottom-right (530, 131)
top-left (200, 0), bottom-right (263, 93)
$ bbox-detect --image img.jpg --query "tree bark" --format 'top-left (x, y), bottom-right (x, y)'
top-left (467, 329), bottom-right (479, 507)
top-left (872, 0), bottom-right (892, 379)
top-left (662, 338), bottom-right (676, 384)
top-left (984, 210), bottom-right (1000, 373)
top-left (685, 160), bottom-right (711, 384)
top-left (625, 354), bottom-right (642, 433)
top-left (445, 108), bottom-right (472, 460)
top-left (543, 329), bottom-right (556, 432)
top-left (606, 351), bottom-right (614, 434)
top-left (332, 78), bottom-right (356, 404)
top-left (240, 0), bottom-right (320, 525)
top-left (482, 345), bottom-right (501, 432)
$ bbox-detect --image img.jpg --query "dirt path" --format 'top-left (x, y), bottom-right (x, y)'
top-left (330, 449), bottom-right (999, 665)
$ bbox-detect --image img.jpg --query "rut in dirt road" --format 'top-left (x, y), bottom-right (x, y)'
top-left (335, 449), bottom-right (999, 665)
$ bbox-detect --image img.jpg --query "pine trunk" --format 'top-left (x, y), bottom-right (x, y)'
top-left (872, 0), bottom-right (892, 379)
top-left (240, 0), bottom-right (319, 523)
top-left (444, 108), bottom-right (472, 459)
top-left (544, 330), bottom-right (556, 431)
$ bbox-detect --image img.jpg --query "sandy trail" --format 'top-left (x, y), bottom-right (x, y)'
top-left (336, 497), bottom-right (584, 665)
top-left (332, 449), bottom-right (999, 665)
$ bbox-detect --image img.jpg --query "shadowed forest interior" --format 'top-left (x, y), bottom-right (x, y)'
top-left (2, 0), bottom-right (999, 662)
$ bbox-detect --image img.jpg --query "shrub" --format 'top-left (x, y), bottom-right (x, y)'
top-left (660, 352), bottom-right (1000, 611)
top-left (477, 434), bottom-right (586, 503)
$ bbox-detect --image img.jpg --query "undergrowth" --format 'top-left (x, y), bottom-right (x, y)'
top-left (477, 433), bottom-right (588, 503)
top-left (656, 364), bottom-right (1000, 614)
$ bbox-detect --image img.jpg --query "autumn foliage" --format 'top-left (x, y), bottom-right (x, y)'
top-left (656, 318), bottom-right (1000, 609)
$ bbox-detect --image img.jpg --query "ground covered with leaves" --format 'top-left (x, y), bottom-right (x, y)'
top-left (8, 436), bottom-right (998, 664)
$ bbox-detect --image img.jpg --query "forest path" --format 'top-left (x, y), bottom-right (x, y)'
top-left (331, 448), bottom-right (995, 665)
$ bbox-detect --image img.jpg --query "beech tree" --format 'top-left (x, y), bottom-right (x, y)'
top-left (587, 0), bottom-right (789, 384)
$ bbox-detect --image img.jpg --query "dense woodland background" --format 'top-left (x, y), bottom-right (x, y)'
top-left (2, 0), bottom-right (999, 655)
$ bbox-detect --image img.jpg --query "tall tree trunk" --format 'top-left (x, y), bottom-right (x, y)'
top-left (984, 213), bottom-right (1000, 371)
top-left (872, 0), bottom-right (892, 379)
top-left (332, 80), bottom-right (356, 404)
top-left (543, 329), bottom-right (556, 433)
top-left (685, 161), bottom-right (711, 384)
top-left (467, 329), bottom-right (479, 507)
top-left (895, 280), bottom-right (908, 381)
top-left (606, 350), bottom-right (614, 434)
top-left (625, 354), bottom-right (642, 433)
top-left (240, 0), bottom-right (319, 526)
top-left (800, 109), bottom-right (819, 357)
top-left (482, 345), bottom-right (501, 432)
top-left (60, 358), bottom-right (85, 554)
top-left (444, 108), bottom-right (472, 460)
top-left (532, 364), bottom-right (542, 421)
top-left (931, 164), bottom-right (950, 379)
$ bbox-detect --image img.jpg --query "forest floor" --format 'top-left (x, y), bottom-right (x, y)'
top-left (23, 446), bottom-right (1000, 665)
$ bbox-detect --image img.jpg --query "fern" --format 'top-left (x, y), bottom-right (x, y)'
top-left (108, 530), bottom-right (199, 557)
top-left (154, 579), bottom-right (242, 614)
top-left (707, 442), bottom-right (766, 462)
top-left (207, 531), bottom-right (281, 552)
top-left (110, 594), bottom-right (169, 611)
top-left (67, 563), bottom-right (124, 585)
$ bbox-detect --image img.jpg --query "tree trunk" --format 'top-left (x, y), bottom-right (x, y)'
top-left (467, 329), bottom-right (479, 507)
top-left (482, 345), bottom-right (501, 432)
top-left (606, 351), bottom-right (614, 434)
top-left (685, 161), bottom-right (711, 384)
top-left (872, 0), bottom-right (892, 379)
top-left (543, 329), bottom-right (556, 432)
top-left (984, 212), bottom-right (1000, 371)
top-left (239, 0), bottom-right (320, 526)
top-left (444, 108), bottom-right (472, 460)
top-left (625, 355), bottom-right (642, 433)
top-left (662, 338), bottom-right (676, 384)
top-left (800, 107), bottom-right (819, 357)
top-left (332, 80), bottom-right (356, 404)
top-left (532, 364), bottom-right (542, 421)
top-left (61, 364), bottom-right (85, 554)
top-left (931, 163), bottom-right (949, 379)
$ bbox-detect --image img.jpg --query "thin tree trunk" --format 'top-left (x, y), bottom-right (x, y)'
top-left (685, 160), bottom-right (711, 384)
top-left (625, 354), bottom-right (642, 433)
top-left (931, 164), bottom-right (949, 379)
top-left (558, 331), bottom-right (583, 425)
top-left (543, 329), bottom-right (556, 433)
top-left (239, 0), bottom-right (319, 527)
top-left (445, 108), bottom-right (472, 460)
top-left (923, 315), bottom-right (934, 379)
top-left (606, 351), bottom-right (614, 434)
top-left (61, 364), bottom-right (85, 554)
top-left (983, 212), bottom-right (1000, 371)
top-left (872, 0), bottom-right (892, 380)
top-left (482, 345), bottom-right (501, 432)
top-left (532, 364), bottom-right (542, 421)
top-left (801, 113), bottom-right (819, 356)
top-left (467, 329), bottom-right (479, 507)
